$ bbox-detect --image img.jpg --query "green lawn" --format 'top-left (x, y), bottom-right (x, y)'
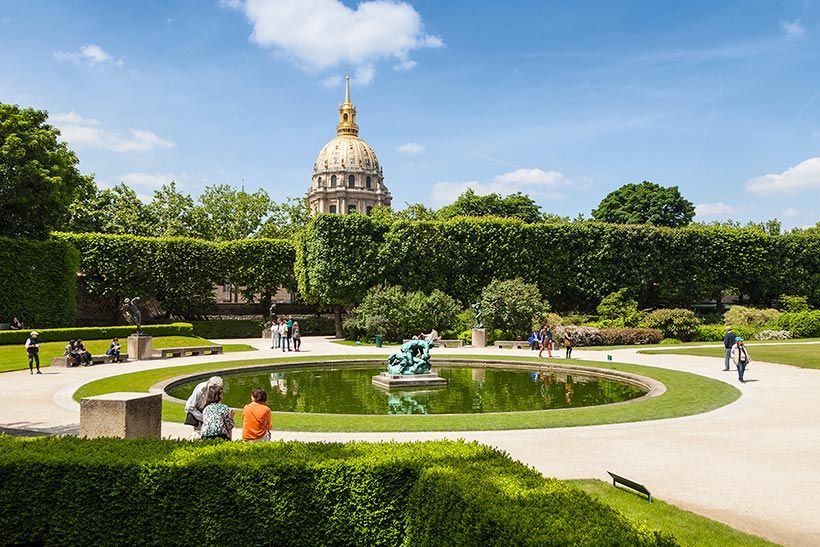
top-left (571, 480), bottom-right (775, 546)
top-left (0, 336), bottom-right (254, 373)
top-left (581, 337), bottom-right (820, 352)
top-left (640, 343), bottom-right (820, 369)
top-left (73, 354), bottom-right (740, 432)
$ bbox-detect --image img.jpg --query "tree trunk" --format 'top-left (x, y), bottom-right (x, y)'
top-left (334, 305), bottom-right (344, 339)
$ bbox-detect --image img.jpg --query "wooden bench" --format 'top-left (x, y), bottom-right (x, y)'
top-left (607, 471), bottom-right (652, 502)
top-left (494, 340), bottom-right (532, 350)
top-left (402, 339), bottom-right (464, 348)
top-left (153, 345), bottom-right (223, 359)
top-left (51, 354), bottom-right (129, 367)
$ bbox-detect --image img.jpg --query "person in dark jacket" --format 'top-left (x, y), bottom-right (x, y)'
top-left (723, 327), bottom-right (737, 371)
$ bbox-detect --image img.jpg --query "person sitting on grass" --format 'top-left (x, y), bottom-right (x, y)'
top-left (106, 338), bottom-right (121, 363)
top-left (200, 385), bottom-right (235, 441)
top-left (242, 387), bottom-right (272, 442)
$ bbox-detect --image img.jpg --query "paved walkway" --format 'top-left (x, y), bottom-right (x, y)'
top-left (1, 337), bottom-right (818, 545)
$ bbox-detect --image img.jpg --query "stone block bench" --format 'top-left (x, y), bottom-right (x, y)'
top-left (80, 392), bottom-right (161, 439)
top-left (50, 354), bottom-right (129, 367)
top-left (494, 340), bottom-right (532, 350)
top-left (402, 339), bottom-right (464, 348)
top-left (153, 345), bottom-right (223, 359)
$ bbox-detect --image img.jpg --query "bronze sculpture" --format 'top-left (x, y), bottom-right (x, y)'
top-left (387, 339), bottom-right (433, 375)
top-left (122, 297), bottom-right (143, 335)
top-left (472, 302), bottom-right (484, 329)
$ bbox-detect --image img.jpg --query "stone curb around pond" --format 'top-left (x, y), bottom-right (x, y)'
top-left (154, 357), bottom-right (666, 415)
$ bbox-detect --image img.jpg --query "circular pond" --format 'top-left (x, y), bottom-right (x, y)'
top-left (166, 363), bottom-right (648, 415)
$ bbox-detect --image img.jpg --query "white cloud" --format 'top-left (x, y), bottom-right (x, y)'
top-left (430, 168), bottom-right (571, 207)
top-left (746, 157), bottom-right (820, 194)
top-left (781, 20), bottom-right (806, 39)
top-left (230, 0), bottom-right (442, 82)
top-left (120, 172), bottom-right (176, 188)
top-left (321, 65), bottom-right (377, 87)
top-left (398, 142), bottom-right (424, 154)
top-left (52, 111), bottom-right (175, 152)
top-left (695, 202), bottom-right (737, 217)
top-left (54, 44), bottom-right (123, 67)
top-left (780, 208), bottom-right (801, 218)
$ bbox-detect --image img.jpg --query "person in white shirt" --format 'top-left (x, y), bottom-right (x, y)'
top-left (730, 338), bottom-right (752, 383)
top-left (25, 331), bottom-right (41, 374)
top-left (184, 376), bottom-right (224, 436)
top-left (279, 320), bottom-right (290, 352)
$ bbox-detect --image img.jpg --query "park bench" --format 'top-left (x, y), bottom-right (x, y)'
top-left (402, 339), bottom-right (464, 348)
top-left (494, 340), bottom-right (532, 350)
top-left (50, 354), bottom-right (129, 367)
top-left (607, 471), bottom-right (652, 502)
top-left (153, 345), bottom-right (223, 359)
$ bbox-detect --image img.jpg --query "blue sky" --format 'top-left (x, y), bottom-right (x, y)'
top-left (1, 0), bottom-right (819, 227)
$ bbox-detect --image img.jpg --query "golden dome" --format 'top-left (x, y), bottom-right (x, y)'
top-left (314, 135), bottom-right (381, 175)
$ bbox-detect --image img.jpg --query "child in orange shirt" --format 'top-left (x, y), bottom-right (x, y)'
top-left (242, 387), bottom-right (272, 442)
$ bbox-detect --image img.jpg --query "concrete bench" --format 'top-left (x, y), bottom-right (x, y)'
top-left (153, 345), bottom-right (223, 359)
top-left (402, 339), bottom-right (464, 348)
top-left (494, 340), bottom-right (532, 350)
top-left (50, 354), bottom-right (129, 367)
top-left (80, 392), bottom-right (162, 439)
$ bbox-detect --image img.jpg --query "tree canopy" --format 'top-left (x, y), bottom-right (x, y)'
top-left (0, 104), bottom-right (92, 239)
top-left (437, 189), bottom-right (543, 223)
top-left (591, 181), bottom-right (695, 228)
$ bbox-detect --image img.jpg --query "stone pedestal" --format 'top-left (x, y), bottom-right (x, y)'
top-left (372, 372), bottom-right (448, 389)
top-left (127, 335), bottom-right (153, 361)
top-left (471, 328), bottom-right (486, 348)
top-left (262, 328), bottom-right (272, 339)
top-left (80, 392), bottom-right (162, 439)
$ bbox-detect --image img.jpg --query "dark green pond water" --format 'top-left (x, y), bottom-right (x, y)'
top-left (168, 364), bottom-right (647, 415)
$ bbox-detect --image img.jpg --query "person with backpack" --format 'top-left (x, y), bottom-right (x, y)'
top-left (25, 331), bottom-right (41, 374)
top-left (731, 337), bottom-right (752, 383)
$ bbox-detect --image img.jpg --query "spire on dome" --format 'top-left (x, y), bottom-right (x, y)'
top-left (337, 74), bottom-right (359, 137)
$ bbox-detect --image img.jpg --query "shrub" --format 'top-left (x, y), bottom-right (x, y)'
top-left (776, 294), bottom-right (809, 312)
top-left (599, 328), bottom-right (663, 345)
top-left (190, 320), bottom-right (262, 339)
top-left (0, 322), bottom-right (193, 345)
top-left (692, 324), bottom-right (726, 342)
top-left (641, 309), bottom-right (701, 341)
top-left (0, 237), bottom-right (78, 328)
top-left (354, 285), bottom-right (460, 341)
top-left (660, 338), bottom-right (682, 345)
top-left (0, 437), bottom-right (674, 546)
top-left (296, 315), bottom-right (335, 336)
top-left (753, 329), bottom-right (791, 341)
top-left (480, 278), bottom-right (550, 340)
top-left (554, 326), bottom-right (602, 346)
top-left (777, 311), bottom-right (820, 338)
top-left (596, 288), bottom-right (642, 327)
top-left (724, 305), bottom-right (780, 328)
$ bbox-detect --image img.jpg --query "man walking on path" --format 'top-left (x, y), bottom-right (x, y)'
top-left (25, 331), bottom-right (41, 374)
top-left (723, 327), bottom-right (737, 371)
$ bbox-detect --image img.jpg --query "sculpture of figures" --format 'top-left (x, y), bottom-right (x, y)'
top-left (122, 297), bottom-right (143, 335)
top-left (472, 302), bottom-right (484, 329)
top-left (387, 339), bottom-right (434, 375)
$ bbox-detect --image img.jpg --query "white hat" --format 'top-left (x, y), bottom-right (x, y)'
top-left (30, 331), bottom-right (39, 337)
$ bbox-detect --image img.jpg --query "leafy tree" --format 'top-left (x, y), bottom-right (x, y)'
top-left (438, 189), bottom-right (542, 223)
top-left (479, 278), bottom-right (550, 339)
top-left (353, 284), bottom-right (460, 341)
top-left (65, 182), bottom-right (155, 235)
top-left (592, 181), bottom-right (695, 227)
top-left (0, 104), bottom-right (93, 238)
top-left (596, 288), bottom-right (642, 327)
top-left (146, 181), bottom-right (196, 237)
top-left (257, 197), bottom-right (311, 240)
top-left (191, 184), bottom-right (273, 240)
top-left (394, 203), bottom-right (437, 221)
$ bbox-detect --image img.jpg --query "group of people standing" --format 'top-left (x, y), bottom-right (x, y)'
top-left (529, 326), bottom-right (573, 359)
top-left (184, 376), bottom-right (272, 442)
top-left (724, 326), bottom-right (752, 383)
top-left (271, 316), bottom-right (301, 352)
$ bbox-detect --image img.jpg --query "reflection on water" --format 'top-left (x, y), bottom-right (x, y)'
top-left (168, 366), bottom-right (646, 415)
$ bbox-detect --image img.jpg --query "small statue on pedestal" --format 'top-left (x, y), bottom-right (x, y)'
top-left (122, 297), bottom-right (143, 335)
top-left (471, 302), bottom-right (484, 329)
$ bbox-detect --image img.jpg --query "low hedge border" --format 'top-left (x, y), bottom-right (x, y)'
top-left (73, 354), bottom-right (741, 432)
top-left (0, 437), bottom-right (675, 546)
top-left (0, 322), bottom-right (193, 345)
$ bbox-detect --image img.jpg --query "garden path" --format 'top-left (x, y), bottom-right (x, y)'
top-left (0, 336), bottom-right (817, 545)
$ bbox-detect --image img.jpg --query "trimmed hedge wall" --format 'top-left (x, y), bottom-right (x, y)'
top-left (190, 319), bottom-right (261, 339)
top-left (0, 237), bottom-right (78, 327)
top-left (0, 322), bottom-right (193, 345)
top-left (0, 437), bottom-right (674, 546)
top-left (297, 215), bottom-right (820, 312)
top-left (54, 232), bottom-right (295, 316)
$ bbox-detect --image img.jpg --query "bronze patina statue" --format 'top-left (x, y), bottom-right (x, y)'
top-left (122, 297), bottom-right (143, 334)
top-left (387, 339), bottom-right (433, 375)
top-left (472, 302), bottom-right (484, 329)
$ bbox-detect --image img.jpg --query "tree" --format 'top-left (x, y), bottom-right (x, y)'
top-left (438, 189), bottom-right (543, 223)
top-left (479, 278), bottom-right (550, 339)
top-left (0, 104), bottom-right (92, 239)
top-left (592, 181), bottom-right (695, 227)
top-left (146, 181), bottom-right (196, 237)
top-left (394, 203), bottom-right (437, 221)
top-left (596, 288), bottom-right (642, 327)
top-left (66, 183), bottom-right (155, 236)
top-left (191, 184), bottom-right (273, 240)
top-left (257, 197), bottom-right (311, 240)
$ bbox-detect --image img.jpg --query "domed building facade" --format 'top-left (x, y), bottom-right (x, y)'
top-left (306, 76), bottom-right (391, 214)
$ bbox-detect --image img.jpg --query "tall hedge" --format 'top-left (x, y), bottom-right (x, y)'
top-left (0, 237), bottom-right (78, 327)
top-left (54, 232), bottom-right (295, 316)
top-left (297, 215), bottom-right (820, 311)
top-left (0, 437), bottom-right (674, 546)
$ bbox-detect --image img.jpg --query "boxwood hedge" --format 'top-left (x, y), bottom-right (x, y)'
top-left (0, 322), bottom-right (193, 345)
top-left (0, 437), bottom-right (675, 546)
